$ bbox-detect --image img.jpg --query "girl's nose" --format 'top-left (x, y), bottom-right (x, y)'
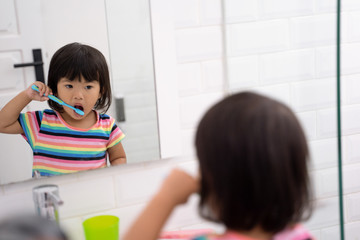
top-left (73, 88), bottom-right (84, 100)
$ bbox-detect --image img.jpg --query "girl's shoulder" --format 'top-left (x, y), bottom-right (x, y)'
top-left (20, 109), bottom-right (54, 123)
top-left (43, 109), bottom-right (56, 116)
top-left (98, 112), bottom-right (111, 120)
top-left (98, 112), bottom-right (117, 125)
top-left (191, 225), bottom-right (314, 240)
top-left (273, 225), bottom-right (314, 240)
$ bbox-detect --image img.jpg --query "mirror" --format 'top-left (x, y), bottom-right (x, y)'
top-left (223, 0), bottom-right (342, 238)
top-left (0, 0), bottom-right (160, 185)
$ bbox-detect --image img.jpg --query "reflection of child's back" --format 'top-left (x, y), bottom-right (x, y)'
top-left (124, 92), bottom-right (314, 240)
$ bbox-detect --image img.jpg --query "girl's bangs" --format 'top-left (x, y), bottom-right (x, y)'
top-left (62, 55), bottom-right (99, 82)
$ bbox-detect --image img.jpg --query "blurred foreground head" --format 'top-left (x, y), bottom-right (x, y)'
top-left (196, 91), bottom-right (312, 233)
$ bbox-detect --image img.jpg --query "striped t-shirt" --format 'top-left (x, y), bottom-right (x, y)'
top-left (191, 225), bottom-right (313, 240)
top-left (18, 109), bottom-right (125, 177)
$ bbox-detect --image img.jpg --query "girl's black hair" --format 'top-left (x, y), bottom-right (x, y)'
top-left (196, 91), bottom-right (312, 233)
top-left (47, 42), bottom-right (111, 113)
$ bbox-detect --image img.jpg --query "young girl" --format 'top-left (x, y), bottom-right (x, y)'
top-left (124, 92), bottom-right (314, 240)
top-left (0, 42), bottom-right (126, 177)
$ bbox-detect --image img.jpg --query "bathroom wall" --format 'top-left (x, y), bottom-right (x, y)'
top-left (339, 1), bottom-right (360, 239)
top-left (223, 0), bottom-right (341, 239)
top-left (1, 1), bottom-right (360, 240)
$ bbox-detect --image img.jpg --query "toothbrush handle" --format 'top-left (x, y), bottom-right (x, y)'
top-left (48, 95), bottom-right (64, 105)
top-left (31, 85), bottom-right (84, 116)
top-left (32, 85), bottom-right (63, 105)
top-left (62, 102), bottom-right (76, 111)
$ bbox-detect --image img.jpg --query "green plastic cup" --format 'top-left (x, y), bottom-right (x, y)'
top-left (83, 215), bottom-right (119, 240)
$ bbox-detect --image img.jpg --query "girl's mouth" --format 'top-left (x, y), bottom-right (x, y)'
top-left (74, 105), bottom-right (84, 111)
top-left (74, 105), bottom-right (84, 115)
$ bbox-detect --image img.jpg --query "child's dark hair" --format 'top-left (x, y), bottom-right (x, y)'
top-left (196, 91), bottom-right (312, 233)
top-left (47, 42), bottom-right (111, 113)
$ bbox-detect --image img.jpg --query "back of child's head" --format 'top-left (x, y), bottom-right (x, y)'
top-left (195, 91), bottom-right (312, 233)
top-left (47, 42), bottom-right (111, 113)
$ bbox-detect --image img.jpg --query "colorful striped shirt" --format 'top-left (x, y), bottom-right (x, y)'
top-left (18, 109), bottom-right (125, 177)
top-left (191, 225), bottom-right (313, 240)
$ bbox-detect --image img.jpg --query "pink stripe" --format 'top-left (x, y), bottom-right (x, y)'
top-left (43, 112), bottom-right (114, 131)
top-left (28, 112), bottom-right (40, 136)
top-left (34, 156), bottom-right (105, 167)
top-left (37, 134), bottom-right (107, 145)
top-left (34, 162), bottom-right (106, 170)
top-left (30, 112), bottom-right (40, 133)
top-left (34, 162), bottom-right (106, 171)
top-left (108, 129), bottom-right (124, 146)
top-left (37, 134), bottom-right (107, 143)
top-left (44, 120), bottom-right (111, 131)
top-left (44, 111), bottom-right (113, 131)
top-left (44, 115), bottom-right (112, 126)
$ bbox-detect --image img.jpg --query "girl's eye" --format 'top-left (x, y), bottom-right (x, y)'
top-left (65, 85), bottom-right (73, 89)
top-left (85, 86), bottom-right (93, 90)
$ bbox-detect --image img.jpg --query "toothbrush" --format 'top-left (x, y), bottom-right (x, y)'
top-left (31, 85), bottom-right (85, 116)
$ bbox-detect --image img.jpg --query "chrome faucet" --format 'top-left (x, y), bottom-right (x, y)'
top-left (33, 184), bottom-right (64, 222)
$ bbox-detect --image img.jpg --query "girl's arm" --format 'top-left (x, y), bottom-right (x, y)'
top-left (108, 142), bottom-right (126, 165)
top-left (123, 169), bottom-right (199, 240)
top-left (0, 82), bottom-right (51, 134)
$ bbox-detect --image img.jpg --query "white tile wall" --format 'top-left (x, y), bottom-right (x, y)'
top-left (316, 46), bottom-right (337, 78)
top-left (346, 192), bottom-right (360, 222)
top-left (344, 221), bottom-right (360, 239)
top-left (344, 134), bottom-right (360, 164)
top-left (317, 108), bottom-right (337, 138)
top-left (290, 14), bottom-right (336, 48)
top-left (173, 0), bottom-right (199, 28)
top-left (180, 129), bottom-right (197, 156)
top-left (175, 27), bottom-right (222, 62)
top-left (228, 55), bottom-right (259, 89)
top-left (199, 0), bottom-right (222, 25)
top-left (1, 0), bottom-right (360, 239)
top-left (226, 20), bottom-right (289, 56)
top-left (252, 83), bottom-right (291, 106)
top-left (225, 0), bottom-right (359, 239)
top-left (341, 105), bottom-right (360, 136)
top-left (60, 177), bottom-right (116, 218)
top-left (309, 138), bottom-right (338, 169)
top-left (341, 43), bottom-right (360, 75)
top-left (202, 60), bottom-right (224, 91)
top-left (343, 74), bottom-right (360, 105)
top-left (313, 167), bottom-right (339, 199)
top-left (259, 0), bottom-right (313, 19)
top-left (305, 197), bottom-right (340, 230)
top-left (343, 163), bottom-right (360, 194)
top-left (342, 0), bottom-right (360, 11)
top-left (321, 225), bottom-right (341, 240)
top-left (291, 78), bottom-right (336, 112)
top-left (260, 49), bottom-right (315, 84)
top-left (177, 63), bottom-right (202, 96)
top-left (348, 12), bottom-right (360, 42)
top-left (297, 111), bottom-right (317, 141)
top-left (223, 0), bottom-right (258, 23)
top-left (316, 0), bottom-right (336, 13)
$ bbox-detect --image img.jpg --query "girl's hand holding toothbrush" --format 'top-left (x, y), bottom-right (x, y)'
top-left (26, 81), bottom-right (52, 102)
